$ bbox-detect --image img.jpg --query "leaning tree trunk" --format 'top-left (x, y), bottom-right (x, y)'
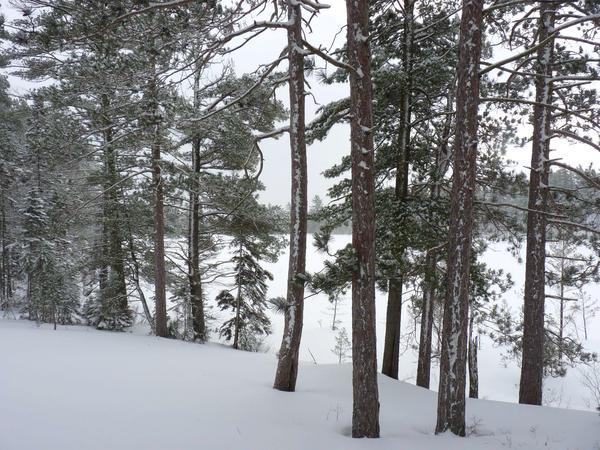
top-left (124, 209), bottom-right (155, 333)
top-left (468, 314), bottom-right (479, 399)
top-left (435, 0), bottom-right (483, 437)
top-left (273, 0), bottom-right (307, 392)
top-left (519, 2), bottom-right (556, 406)
top-left (148, 51), bottom-right (168, 338)
top-left (382, 0), bottom-right (414, 380)
top-left (188, 69), bottom-right (206, 342)
top-left (347, 0), bottom-right (380, 438)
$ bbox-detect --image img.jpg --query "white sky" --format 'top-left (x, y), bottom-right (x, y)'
top-left (242, 3), bottom-right (600, 205)
top-left (1, 1), bottom-right (598, 206)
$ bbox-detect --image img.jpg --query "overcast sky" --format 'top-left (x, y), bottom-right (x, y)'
top-left (1, 1), bottom-right (598, 207)
top-left (235, 3), bottom-right (600, 206)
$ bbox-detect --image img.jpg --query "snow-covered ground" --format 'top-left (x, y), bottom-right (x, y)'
top-left (1, 239), bottom-right (599, 449)
top-left (206, 235), bottom-right (599, 411)
top-left (0, 318), bottom-right (598, 450)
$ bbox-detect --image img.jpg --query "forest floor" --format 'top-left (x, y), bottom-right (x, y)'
top-left (0, 318), bottom-right (598, 450)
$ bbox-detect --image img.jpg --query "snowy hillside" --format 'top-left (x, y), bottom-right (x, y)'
top-left (0, 319), bottom-right (598, 450)
top-left (213, 236), bottom-right (599, 411)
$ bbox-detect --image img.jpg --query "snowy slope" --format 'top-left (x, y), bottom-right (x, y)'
top-left (0, 319), bottom-right (598, 450)
top-left (224, 237), bottom-right (599, 411)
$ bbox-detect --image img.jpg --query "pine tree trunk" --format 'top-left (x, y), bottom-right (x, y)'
top-left (435, 0), bottom-right (483, 436)
top-left (0, 190), bottom-right (6, 308)
top-left (416, 84), bottom-right (453, 389)
top-left (233, 243), bottom-right (243, 350)
top-left (519, 2), bottom-right (556, 406)
top-left (382, 278), bottom-right (402, 378)
top-left (273, 0), bottom-right (307, 392)
top-left (582, 295), bottom-right (588, 340)
top-left (125, 214), bottom-right (154, 333)
top-left (381, 0), bottom-right (414, 381)
top-left (558, 257), bottom-right (564, 361)
top-left (188, 70), bottom-right (206, 342)
top-left (347, 0), bottom-right (380, 438)
top-left (332, 296), bottom-right (338, 330)
top-left (468, 315), bottom-right (479, 399)
top-left (416, 250), bottom-right (436, 388)
top-left (101, 93), bottom-right (128, 313)
top-left (148, 52), bottom-right (168, 338)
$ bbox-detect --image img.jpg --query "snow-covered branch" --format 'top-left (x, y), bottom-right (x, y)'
top-left (302, 40), bottom-right (356, 73)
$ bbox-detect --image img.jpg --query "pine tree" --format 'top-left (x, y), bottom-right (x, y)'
top-left (346, 0), bottom-right (380, 439)
top-left (0, 76), bottom-right (24, 313)
top-left (380, 0), bottom-right (414, 381)
top-left (20, 188), bottom-right (79, 326)
top-left (435, 0), bottom-right (484, 437)
top-left (274, 0), bottom-right (309, 393)
top-left (332, 327), bottom-right (352, 364)
top-left (9, 1), bottom-right (139, 330)
top-left (519, 1), bottom-right (557, 406)
top-left (216, 249), bottom-right (272, 352)
top-left (216, 188), bottom-right (286, 350)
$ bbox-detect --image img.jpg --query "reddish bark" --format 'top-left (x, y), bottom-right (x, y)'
top-left (382, 279), bottom-right (402, 379)
top-left (149, 51), bottom-right (168, 338)
top-left (519, 2), bottom-right (556, 406)
top-left (347, 0), bottom-right (380, 438)
top-left (382, 0), bottom-right (414, 380)
top-left (435, 0), bottom-right (483, 436)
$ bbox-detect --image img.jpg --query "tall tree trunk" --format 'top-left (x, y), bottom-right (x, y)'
top-left (382, 279), bottom-right (402, 378)
top-left (468, 314), bottom-right (479, 399)
top-left (188, 69), bottom-right (206, 342)
top-left (149, 52), bottom-right (168, 338)
top-left (582, 295), bottom-right (588, 340)
top-left (381, 0), bottom-right (414, 381)
top-left (435, 0), bottom-right (483, 436)
top-left (0, 190), bottom-right (6, 308)
top-left (416, 84), bottom-right (453, 389)
top-left (519, 2), bottom-right (556, 406)
top-left (125, 212), bottom-right (154, 333)
top-left (558, 255), bottom-right (564, 361)
top-left (347, 0), bottom-right (380, 438)
top-left (101, 93), bottom-right (128, 313)
top-left (233, 243), bottom-right (243, 350)
top-left (273, 0), bottom-right (307, 392)
top-left (331, 295), bottom-right (338, 330)
top-left (416, 250), bottom-right (436, 388)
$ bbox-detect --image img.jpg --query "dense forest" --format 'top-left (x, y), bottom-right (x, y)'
top-left (0, 0), bottom-right (599, 440)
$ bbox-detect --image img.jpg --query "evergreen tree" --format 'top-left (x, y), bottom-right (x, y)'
top-left (9, 1), bottom-right (139, 330)
top-left (435, 0), bottom-right (484, 436)
top-left (0, 76), bottom-right (25, 313)
top-left (215, 187), bottom-right (286, 351)
top-left (20, 188), bottom-right (79, 327)
top-left (216, 250), bottom-right (272, 351)
top-left (331, 327), bottom-right (352, 364)
top-left (274, 0), bottom-right (309, 394)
